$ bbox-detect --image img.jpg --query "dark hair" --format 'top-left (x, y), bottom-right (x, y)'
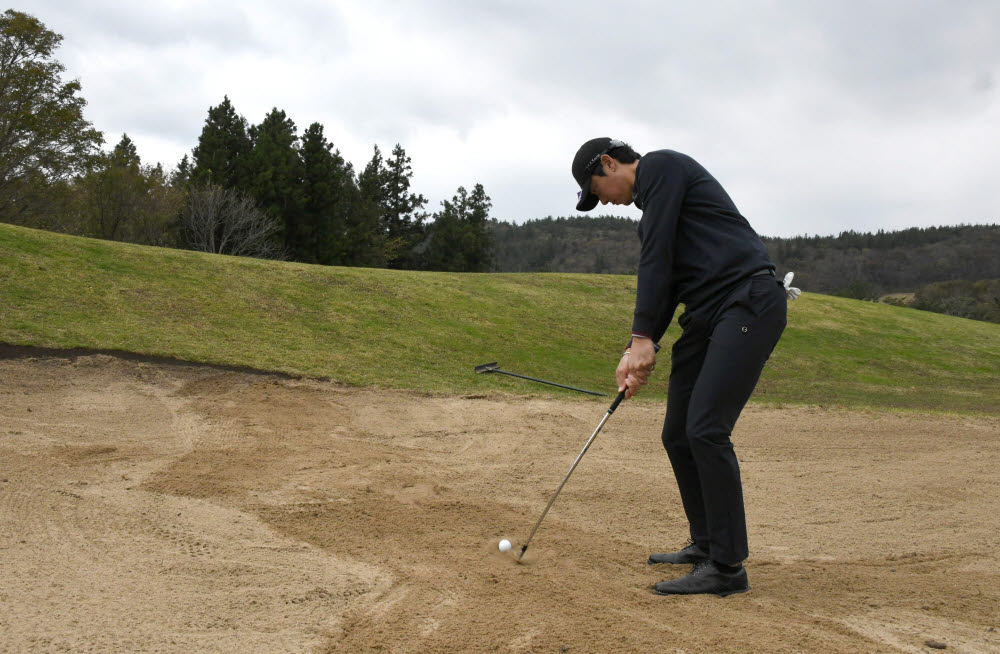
top-left (591, 142), bottom-right (640, 176)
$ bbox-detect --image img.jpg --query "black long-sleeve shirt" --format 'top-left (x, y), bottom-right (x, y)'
top-left (630, 149), bottom-right (774, 343)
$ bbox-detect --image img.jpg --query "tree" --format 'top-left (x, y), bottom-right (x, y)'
top-left (352, 145), bottom-right (392, 266)
top-left (82, 133), bottom-right (146, 240)
top-left (132, 162), bottom-right (183, 247)
top-left (0, 10), bottom-right (102, 221)
top-left (350, 143), bottom-right (430, 268)
top-left (460, 183), bottom-right (493, 272)
top-left (190, 96), bottom-right (251, 190)
top-left (382, 143), bottom-right (427, 268)
top-left (913, 278), bottom-right (1000, 324)
top-left (247, 108), bottom-right (304, 258)
top-left (834, 279), bottom-right (879, 302)
top-left (172, 153), bottom-right (191, 188)
top-left (420, 184), bottom-right (495, 272)
top-left (2, 177), bottom-right (82, 234)
top-left (300, 122), bottom-right (355, 264)
top-left (179, 185), bottom-right (283, 259)
top-left (80, 133), bottom-right (182, 245)
top-left (420, 198), bottom-right (463, 272)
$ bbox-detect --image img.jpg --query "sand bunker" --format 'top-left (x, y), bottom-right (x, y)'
top-left (1, 351), bottom-right (998, 652)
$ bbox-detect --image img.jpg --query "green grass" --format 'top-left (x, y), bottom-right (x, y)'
top-left (2, 222), bottom-right (998, 414)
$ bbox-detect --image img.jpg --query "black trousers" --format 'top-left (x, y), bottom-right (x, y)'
top-left (661, 275), bottom-right (787, 565)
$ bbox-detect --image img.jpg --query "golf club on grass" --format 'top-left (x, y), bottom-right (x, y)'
top-left (516, 387), bottom-right (628, 561)
top-left (474, 362), bottom-right (607, 396)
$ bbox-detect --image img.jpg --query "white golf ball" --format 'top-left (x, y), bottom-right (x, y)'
top-left (498, 539), bottom-right (512, 552)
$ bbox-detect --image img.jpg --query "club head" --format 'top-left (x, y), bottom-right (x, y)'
top-left (474, 362), bottom-right (499, 374)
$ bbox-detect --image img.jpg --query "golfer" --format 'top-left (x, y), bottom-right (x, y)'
top-left (572, 138), bottom-right (789, 596)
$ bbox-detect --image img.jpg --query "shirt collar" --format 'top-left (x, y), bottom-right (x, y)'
top-left (631, 157), bottom-right (644, 210)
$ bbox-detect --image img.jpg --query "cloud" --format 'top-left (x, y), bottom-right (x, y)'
top-left (19, 0), bottom-right (1000, 236)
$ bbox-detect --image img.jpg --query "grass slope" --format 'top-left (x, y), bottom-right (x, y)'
top-left (2, 223), bottom-right (998, 414)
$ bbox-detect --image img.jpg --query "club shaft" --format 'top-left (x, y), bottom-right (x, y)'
top-left (517, 409), bottom-right (614, 560)
top-left (489, 369), bottom-right (607, 396)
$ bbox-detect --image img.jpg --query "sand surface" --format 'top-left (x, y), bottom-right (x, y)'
top-left (1, 351), bottom-right (998, 653)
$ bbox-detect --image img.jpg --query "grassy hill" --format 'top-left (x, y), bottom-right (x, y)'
top-left (2, 222), bottom-right (998, 414)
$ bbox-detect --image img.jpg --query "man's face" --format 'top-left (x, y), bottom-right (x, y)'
top-left (589, 157), bottom-right (634, 206)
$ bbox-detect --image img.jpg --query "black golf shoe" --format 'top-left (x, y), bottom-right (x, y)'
top-left (647, 542), bottom-right (709, 565)
top-left (652, 559), bottom-right (750, 597)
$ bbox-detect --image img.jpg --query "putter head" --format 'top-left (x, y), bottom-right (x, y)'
top-left (474, 362), bottom-right (499, 374)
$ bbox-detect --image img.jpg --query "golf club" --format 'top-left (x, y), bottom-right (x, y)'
top-left (517, 387), bottom-right (627, 561)
top-left (474, 361), bottom-right (606, 396)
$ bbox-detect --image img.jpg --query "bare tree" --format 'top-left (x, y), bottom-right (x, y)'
top-left (181, 185), bottom-right (284, 259)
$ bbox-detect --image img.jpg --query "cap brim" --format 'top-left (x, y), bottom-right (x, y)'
top-left (576, 178), bottom-right (598, 211)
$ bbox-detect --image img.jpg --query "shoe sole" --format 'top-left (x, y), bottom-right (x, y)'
top-left (652, 586), bottom-right (750, 597)
top-left (647, 556), bottom-right (709, 565)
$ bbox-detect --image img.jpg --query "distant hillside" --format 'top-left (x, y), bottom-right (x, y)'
top-left (761, 224), bottom-right (1000, 296)
top-left (491, 219), bottom-right (1000, 323)
top-left (3, 222), bottom-right (999, 414)
top-left (492, 215), bottom-right (640, 273)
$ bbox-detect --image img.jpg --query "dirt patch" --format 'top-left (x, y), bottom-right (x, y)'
top-left (1, 352), bottom-right (998, 653)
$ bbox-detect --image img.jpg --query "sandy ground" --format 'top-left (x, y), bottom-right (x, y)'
top-left (1, 350), bottom-right (998, 653)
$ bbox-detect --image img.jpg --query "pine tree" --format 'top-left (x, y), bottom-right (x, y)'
top-left (190, 96), bottom-right (252, 190)
top-left (382, 144), bottom-right (428, 268)
top-left (300, 122), bottom-right (355, 265)
top-left (420, 194), bottom-right (465, 272)
top-left (463, 183), bottom-right (494, 272)
top-left (420, 184), bottom-right (495, 272)
top-left (353, 145), bottom-right (391, 267)
top-left (112, 133), bottom-right (140, 169)
top-left (358, 144), bottom-right (386, 207)
top-left (247, 108), bottom-right (304, 259)
top-left (172, 154), bottom-right (191, 188)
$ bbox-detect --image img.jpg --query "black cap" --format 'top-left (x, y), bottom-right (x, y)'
top-left (572, 137), bottom-right (621, 211)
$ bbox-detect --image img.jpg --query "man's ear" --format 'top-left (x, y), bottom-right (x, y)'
top-left (600, 153), bottom-right (616, 172)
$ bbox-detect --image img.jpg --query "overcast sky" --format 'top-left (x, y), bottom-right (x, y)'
top-left (22, 0), bottom-right (1000, 237)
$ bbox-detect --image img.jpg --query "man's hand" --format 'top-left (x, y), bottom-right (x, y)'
top-left (615, 352), bottom-right (631, 394)
top-left (618, 337), bottom-right (656, 399)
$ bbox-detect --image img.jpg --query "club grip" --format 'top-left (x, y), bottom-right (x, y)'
top-left (608, 388), bottom-right (627, 414)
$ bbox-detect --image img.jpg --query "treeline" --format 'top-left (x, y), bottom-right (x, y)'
top-left (491, 215), bottom-right (640, 273)
top-left (171, 97), bottom-right (493, 271)
top-left (0, 10), bottom-right (493, 272)
top-left (761, 225), bottom-right (1000, 298)
top-left (491, 218), bottom-right (1000, 324)
top-left (765, 225), bottom-right (1000, 324)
